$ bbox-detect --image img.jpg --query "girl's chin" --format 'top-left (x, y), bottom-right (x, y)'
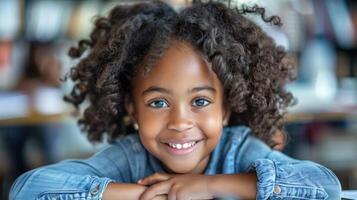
top-left (162, 162), bottom-right (197, 174)
top-left (166, 166), bottom-right (195, 174)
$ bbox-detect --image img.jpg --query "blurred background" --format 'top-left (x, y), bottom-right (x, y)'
top-left (0, 0), bottom-right (357, 199)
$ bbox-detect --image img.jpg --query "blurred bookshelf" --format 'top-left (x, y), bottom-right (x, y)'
top-left (0, 0), bottom-right (357, 199)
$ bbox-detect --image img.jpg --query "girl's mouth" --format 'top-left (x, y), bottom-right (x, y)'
top-left (163, 140), bottom-right (200, 156)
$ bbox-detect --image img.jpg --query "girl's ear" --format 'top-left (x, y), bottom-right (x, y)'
top-left (124, 95), bottom-right (137, 123)
top-left (223, 106), bottom-right (231, 126)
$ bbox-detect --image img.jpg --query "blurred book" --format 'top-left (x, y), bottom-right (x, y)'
top-left (33, 86), bottom-right (67, 115)
top-left (0, 92), bottom-right (28, 119)
top-left (0, 0), bottom-right (21, 40)
top-left (26, 0), bottom-right (73, 41)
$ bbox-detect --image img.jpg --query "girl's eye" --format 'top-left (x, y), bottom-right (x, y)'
top-left (192, 98), bottom-right (210, 107)
top-left (149, 99), bottom-right (169, 108)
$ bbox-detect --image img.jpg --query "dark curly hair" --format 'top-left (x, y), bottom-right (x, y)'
top-left (64, 0), bottom-right (296, 146)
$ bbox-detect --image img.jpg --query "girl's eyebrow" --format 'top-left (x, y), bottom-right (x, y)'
top-left (190, 86), bottom-right (216, 94)
top-left (142, 85), bottom-right (216, 96)
top-left (142, 86), bottom-right (171, 96)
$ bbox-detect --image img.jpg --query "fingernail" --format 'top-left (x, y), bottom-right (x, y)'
top-left (137, 179), bottom-right (142, 183)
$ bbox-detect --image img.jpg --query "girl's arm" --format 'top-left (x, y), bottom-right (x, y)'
top-left (10, 159), bottom-right (114, 200)
top-left (208, 173), bottom-right (257, 199)
top-left (11, 167), bottom-right (152, 200)
top-left (9, 139), bottom-right (148, 200)
top-left (233, 135), bottom-right (342, 200)
top-left (103, 183), bottom-right (167, 200)
top-left (103, 183), bottom-right (145, 199)
top-left (137, 172), bottom-right (258, 199)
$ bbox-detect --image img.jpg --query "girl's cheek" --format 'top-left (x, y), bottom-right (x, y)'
top-left (200, 115), bottom-right (223, 133)
top-left (196, 107), bottom-right (224, 133)
top-left (138, 111), bottom-right (167, 137)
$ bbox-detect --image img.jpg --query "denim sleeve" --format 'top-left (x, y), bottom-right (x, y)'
top-left (238, 135), bottom-right (342, 200)
top-left (9, 143), bottom-right (130, 200)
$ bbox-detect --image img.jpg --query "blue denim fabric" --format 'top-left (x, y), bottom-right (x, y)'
top-left (10, 126), bottom-right (341, 200)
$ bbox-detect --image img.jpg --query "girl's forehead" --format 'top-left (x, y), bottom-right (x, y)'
top-left (142, 41), bottom-right (213, 79)
top-left (133, 40), bottom-right (222, 91)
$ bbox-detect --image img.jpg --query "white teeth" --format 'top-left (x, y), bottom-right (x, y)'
top-left (168, 141), bottom-right (196, 149)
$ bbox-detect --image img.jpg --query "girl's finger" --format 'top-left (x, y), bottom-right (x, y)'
top-left (139, 180), bottom-right (172, 200)
top-left (138, 173), bottom-right (171, 185)
top-left (167, 184), bottom-right (179, 200)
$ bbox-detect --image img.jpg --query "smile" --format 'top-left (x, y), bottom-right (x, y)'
top-left (167, 141), bottom-right (196, 149)
top-left (164, 140), bottom-right (200, 155)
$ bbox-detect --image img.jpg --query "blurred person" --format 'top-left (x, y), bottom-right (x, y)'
top-left (1, 41), bottom-right (63, 198)
top-left (0, 40), bottom-right (18, 90)
top-left (14, 41), bottom-right (61, 93)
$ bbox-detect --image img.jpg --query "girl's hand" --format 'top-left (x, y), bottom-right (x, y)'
top-left (152, 195), bottom-right (168, 200)
top-left (137, 173), bottom-right (177, 186)
top-left (138, 173), bottom-right (214, 200)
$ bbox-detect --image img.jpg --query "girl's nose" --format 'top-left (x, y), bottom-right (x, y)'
top-left (167, 106), bottom-right (194, 132)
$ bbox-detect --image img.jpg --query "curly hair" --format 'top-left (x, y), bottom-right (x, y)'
top-left (64, 0), bottom-right (296, 146)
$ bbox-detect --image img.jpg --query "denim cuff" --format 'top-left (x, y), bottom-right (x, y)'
top-left (253, 159), bottom-right (276, 200)
top-left (89, 177), bottom-right (114, 200)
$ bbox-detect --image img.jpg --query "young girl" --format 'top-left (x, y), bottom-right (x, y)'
top-left (10, 1), bottom-right (341, 199)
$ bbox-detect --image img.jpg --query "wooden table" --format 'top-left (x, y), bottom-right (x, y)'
top-left (0, 111), bottom-right (71, 126)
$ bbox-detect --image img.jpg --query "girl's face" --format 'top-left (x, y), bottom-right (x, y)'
top-left (126, 40), bottom-right (229, 174)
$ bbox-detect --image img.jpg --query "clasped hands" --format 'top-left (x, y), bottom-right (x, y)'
top-left (137, 172), bottom-right (215, 200)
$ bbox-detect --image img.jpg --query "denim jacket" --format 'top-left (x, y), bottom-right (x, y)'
top-left (10, 126), bottom-right (341, 200)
